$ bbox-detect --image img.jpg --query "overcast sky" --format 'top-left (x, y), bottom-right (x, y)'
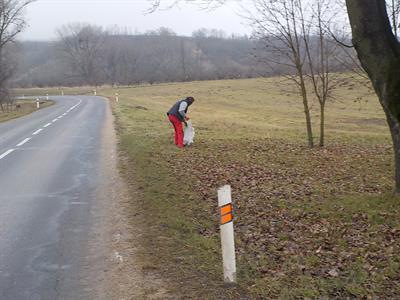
top-left (21, 0), bottom-right (252, 41)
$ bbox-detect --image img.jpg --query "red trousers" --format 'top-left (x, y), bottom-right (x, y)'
top-left (168, 114), bottom-right (184, 148)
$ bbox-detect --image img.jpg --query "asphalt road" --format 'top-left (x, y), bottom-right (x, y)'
top-left (0, 96), bottom-right (109, 299)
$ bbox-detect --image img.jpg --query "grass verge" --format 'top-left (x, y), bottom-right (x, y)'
top-left (0, 99), bottom-right (55, 123)
top-left (102, 75), bottom-right (399, 298)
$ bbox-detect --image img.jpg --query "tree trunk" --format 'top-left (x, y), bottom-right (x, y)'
top-left (346, 0), bottom-right (400, 194)
top-left (299, 74), bottom-right (314, 148)
top-left (320, 103), bottom-right (325, 147)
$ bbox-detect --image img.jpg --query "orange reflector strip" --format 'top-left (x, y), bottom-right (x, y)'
top-left (221, 213), bottom-right (233, 225)
top-left (220, 203), bottom-right (234, 225)
top-left (221, 203), bottom-right (233, 216)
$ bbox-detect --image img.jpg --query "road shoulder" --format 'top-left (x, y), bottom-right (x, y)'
top-left (86, 98), bottom-right (170, 299)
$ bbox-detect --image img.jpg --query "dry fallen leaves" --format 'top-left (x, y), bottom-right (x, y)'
top-left (161, 138), bottom-right (398, 297)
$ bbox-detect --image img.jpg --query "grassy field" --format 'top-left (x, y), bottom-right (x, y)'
top-left (97, 75), bottom-right (400, 299)
top-left (0, 99), bottom-right (54, 123)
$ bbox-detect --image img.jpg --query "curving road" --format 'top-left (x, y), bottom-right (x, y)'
top-left (0, 96), bottom-right (111, 299)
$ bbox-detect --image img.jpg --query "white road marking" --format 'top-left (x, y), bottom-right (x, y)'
top-left (33, 129), bottom-right (43, 135)
top-left (72, 99), bottom-right (82, 109)
top-left (16, 138), bottom-right (31, 147)
top-left (3, 99), bottom-right (83, 156)
top-left (70, 101), bottom-right (81, 111)
top-left (0, 149), bottom-right (15, 160)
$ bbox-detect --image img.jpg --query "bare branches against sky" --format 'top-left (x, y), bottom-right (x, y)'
top-left (21, 0), bottom-right (250, 40)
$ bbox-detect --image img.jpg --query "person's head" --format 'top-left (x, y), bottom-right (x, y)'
top-left (186, 96), bottom-right (195, 105)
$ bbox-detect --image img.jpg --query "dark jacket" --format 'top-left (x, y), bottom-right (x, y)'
top-left (167, 98), bottom-right (194, 122)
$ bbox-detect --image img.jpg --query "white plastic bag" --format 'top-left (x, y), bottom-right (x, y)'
top-left (184, 120), bottom-right (195, 146)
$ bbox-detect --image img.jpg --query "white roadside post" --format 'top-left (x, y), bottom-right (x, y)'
top-left (61, 89), bottom-right (64, 96)
top-left (46, 94), bottom-right (49, 101)
top-left (115, 92), bottom-right (119, 103)
top-left (218, 185), bottom-right (237, 284)
top-left (94, 89), bottom-right (97, 96)
top-left (36, 98), bottom-right (40, 109)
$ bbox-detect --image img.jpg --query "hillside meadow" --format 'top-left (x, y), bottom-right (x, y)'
top-left (99, 76), bottom-right (399, 299)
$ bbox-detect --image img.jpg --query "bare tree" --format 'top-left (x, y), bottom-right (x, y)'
top-left (251, 0), bottom-right (315, 148)
top-left (0, 0), bottom-right (35, 111)
top-left (146, 0), bottom-right (227, 13)
top-left (303, 0), bottom-right (343, 147)
top-left (0, 0), bottom-right (34, 51)
top-left (57, 23), bottom-right (107, 86)
top-left (252, 0), bottom-right (344, 147)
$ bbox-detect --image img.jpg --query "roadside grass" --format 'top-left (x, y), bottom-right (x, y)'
top-left (102, 75), bottom-right (397, 298)
top-left (0, 99), bottom-right (54, 123)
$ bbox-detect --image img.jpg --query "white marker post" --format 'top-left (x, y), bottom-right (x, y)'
top-left (36, 98), bottom-right (40, 109)
top-left (61, 89), bottom-right (64, 96)
top-left (46, 94), bottom-right (49, 101)
top-left (115, 92), bottom-right (119, 102)
top-left (94, 89), bottom-right (97, 96)
top-left (218, 185), bottom-right (237, 284)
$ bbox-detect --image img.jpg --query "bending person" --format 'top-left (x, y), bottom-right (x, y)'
top-left (167, 96), bottom-right (195, 148)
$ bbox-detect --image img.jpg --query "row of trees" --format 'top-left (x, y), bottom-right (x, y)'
top-left (12, 27), bottom-right (265, 87)
top-left (58, 25), bottom-right (262, 86)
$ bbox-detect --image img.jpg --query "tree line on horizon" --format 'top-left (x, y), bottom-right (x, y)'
top-left (10, 25), bottom-right (354, 88)
top-left (11, 27), bottom-right (266, 88)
